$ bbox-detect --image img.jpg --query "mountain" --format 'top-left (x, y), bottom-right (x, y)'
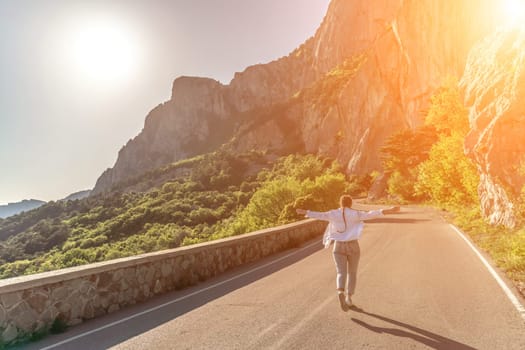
top-left (62, 189), bottom-right (91, 202)
top-left (92, 0), bottom-right (499, 196)
top-left (0, 190), bottom-right (92, 220)
top-left (460, 28), bottom-right (525, 228)
top-left (0, 199), bottom-right (46, 219)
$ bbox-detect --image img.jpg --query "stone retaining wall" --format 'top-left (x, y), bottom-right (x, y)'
top-left (0, 219), bottom-right (325, 346)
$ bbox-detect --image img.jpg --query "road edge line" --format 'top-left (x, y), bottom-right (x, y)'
top-left (38, 239), bottom-right (322, 350)
top-left (449, 224), bottom-right (525, 321)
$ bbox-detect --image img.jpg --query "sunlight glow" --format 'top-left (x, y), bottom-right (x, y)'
top-left (67, 16), bottom-right (140, 85)
top-left (503, 0), bottom-right (525, 27)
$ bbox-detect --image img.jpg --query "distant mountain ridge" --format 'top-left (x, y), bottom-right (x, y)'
top-left (61, 190), bottom-right (91, 202)
top-left (0, 199), bottom-right (46, 219)
top-left (0, 190), bottom-right (92, 219)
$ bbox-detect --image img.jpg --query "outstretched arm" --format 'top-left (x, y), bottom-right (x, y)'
top-left (357, 206), bottom-right (401, 220)
top-left (382, 206), bottom-right (401, 215)
top-left (296, 208), bottom-right (331, 221)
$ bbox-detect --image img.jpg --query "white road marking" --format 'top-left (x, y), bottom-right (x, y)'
top-left (450, 224), bottom-right (525, 321)
top-left (39, 240), bottom-right (322, 350)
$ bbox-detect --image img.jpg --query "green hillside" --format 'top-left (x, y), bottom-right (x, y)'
top-left (0, 151), bottom-right (368, 279)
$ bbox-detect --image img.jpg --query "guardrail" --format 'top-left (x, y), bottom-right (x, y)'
top-left (0, 219), bottom-right (325, 346)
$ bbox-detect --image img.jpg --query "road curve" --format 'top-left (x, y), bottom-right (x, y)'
top-left (27, 205), bottom-right (525, 350)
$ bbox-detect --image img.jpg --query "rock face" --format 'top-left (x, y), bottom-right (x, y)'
top-left (93, 77), bottom-right (236, 194)
top-left (93, 0), bottom-right (499, 194)
top-left (460, 28), bottom-right (525, 228)
top-left (289, 0), bottom-right (498, 174)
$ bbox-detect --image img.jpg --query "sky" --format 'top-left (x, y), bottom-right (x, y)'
top-left (0, 0), bottom-right (331, 205)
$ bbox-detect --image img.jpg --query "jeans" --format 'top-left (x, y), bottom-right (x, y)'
top-left (332, 240), bottom-right (360, 295)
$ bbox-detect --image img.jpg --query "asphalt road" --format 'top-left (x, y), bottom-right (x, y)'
top-left (25, 205), bottom-right (525, 350)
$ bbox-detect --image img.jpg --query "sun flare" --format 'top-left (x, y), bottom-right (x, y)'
top-left (503, 0), bottom-right (525, 27)
top-left (67, 16), bottom-right (140, 85)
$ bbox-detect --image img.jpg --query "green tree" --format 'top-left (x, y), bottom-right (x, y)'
top-left (380, 126), bottom-right (438, 201)
top-left (381, 78), bottom-right (479, 204)
top-left (414, 79), bottom-right (479, 207)
top-left (415, 133), bottom-right (479, 206)
top-left (424, 77), bottom-right (469, 135)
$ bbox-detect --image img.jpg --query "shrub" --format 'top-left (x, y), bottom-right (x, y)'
top-left (212, 156), bottom-right (349, 239)
top-left (415, 133), bottom-right (479, 207)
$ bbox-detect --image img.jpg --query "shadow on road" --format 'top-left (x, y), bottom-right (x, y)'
top-left (366, 218), bottom-right (431, 224)
top-left (350, 307), bottom-right (476, 350)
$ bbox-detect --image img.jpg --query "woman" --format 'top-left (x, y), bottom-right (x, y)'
top-left (296, 195), bottom-right (400, 311)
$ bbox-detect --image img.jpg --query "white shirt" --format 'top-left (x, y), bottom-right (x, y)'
top-left (305, 207), bottom-right (384, 248)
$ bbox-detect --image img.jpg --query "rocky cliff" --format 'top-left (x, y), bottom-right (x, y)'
top-left (460, 28), bottom-right (525, 228)
top-left (93, 0), bottom-right (498, 194)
